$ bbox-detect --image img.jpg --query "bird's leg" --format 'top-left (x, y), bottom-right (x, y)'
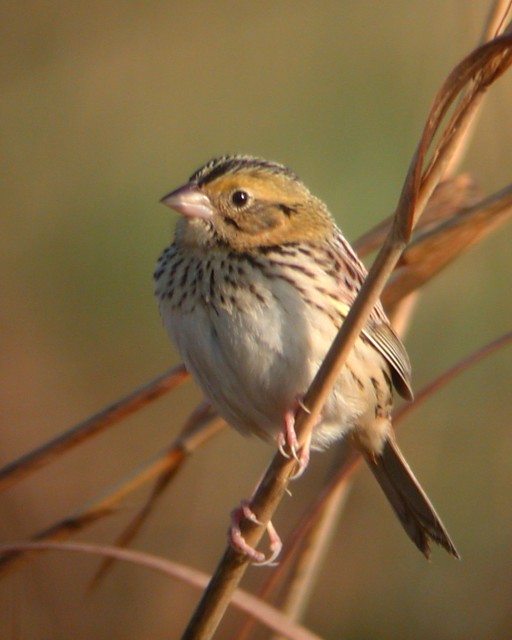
top-left (277, 394), bottom-right (314, 479)
top-left (229, 500), bottom-right (282, 566)
top-left (228, 395), bottom-right (316, 564)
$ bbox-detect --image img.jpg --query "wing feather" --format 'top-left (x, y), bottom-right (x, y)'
top-left (327, 231), bottom-right (413, 400)
top-left (363, 323), bottom-right (413, 400)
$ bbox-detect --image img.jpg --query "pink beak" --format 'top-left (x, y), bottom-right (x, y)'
top-left (160, 184), bottom-right (214, 220)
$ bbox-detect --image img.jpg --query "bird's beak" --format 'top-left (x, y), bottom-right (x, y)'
top-left (160, 184), bottom-right (214, 220)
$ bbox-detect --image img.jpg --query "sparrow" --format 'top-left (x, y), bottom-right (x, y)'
top-left (154, 154), bottom-right (459, 562)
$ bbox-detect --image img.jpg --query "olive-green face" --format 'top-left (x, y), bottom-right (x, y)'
top-left (164, 156), bottom-right (334, 251)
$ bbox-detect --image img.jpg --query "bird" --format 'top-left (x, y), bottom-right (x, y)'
top-left (154, 154), bottom-right (459, 563)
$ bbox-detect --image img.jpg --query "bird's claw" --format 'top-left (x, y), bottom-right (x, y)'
top-left (229, 501), bottom-right (282, 566)
top-left (277, 399), bottom-right (312, 479)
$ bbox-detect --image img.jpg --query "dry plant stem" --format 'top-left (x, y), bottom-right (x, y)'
top-left (182, 31), bottom-right (512, 640)
top-left (271, 480), bottom-right (350, 640)
top-left (270, 275), bottom-right (420, 630)
top-left (394, 331), bottom-right (512, 425)
top-left (356, 174), bottom-right (480, 332)
top-left (265, 331), bottom-right (512, 632)
top-left (237, 450), bottom-right (358, 640)
top-left (382, 183), bottom-right (512, 312)
top-left (276, 332), bottom-right (512, 591)
top-left (240, 330), bottom-right (512, 640)
top-left (405, 23), bottom-right (512, 233)
top-left (353, 174), bottom-right (479, 259)
top-left (91, 404), bottom-right (224, 587)
top-left (486, 0), bottom-right (512, 37)
top-left (184, 415), bottom-right (357, 637)
top-left (0, 543), bottom-right (321, 640)
top-left (0, 413), bottom-right (225, 576)
top-left (359, 6), bottom-right (511, 344)
top-left (386, 291), bottom-right (420, 337)
top-left (444, 0), bottom-right (512, 175)
top-left (237, 325), bottom-right (511, 640)
top-left (0, 364), bottom-right (189, 493)
top-left (183, 453), bottom-right (302, 640)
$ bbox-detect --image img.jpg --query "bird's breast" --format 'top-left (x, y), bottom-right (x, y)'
top-left (154, 244), bottom-right (374, 445)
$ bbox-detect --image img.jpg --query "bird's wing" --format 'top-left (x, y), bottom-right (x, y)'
top-left (327, 231), bottom-right (413, 400)
top-left (363, 322), bottom-right (413, 400)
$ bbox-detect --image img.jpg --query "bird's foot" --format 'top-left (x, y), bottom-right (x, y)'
top-left (277, 395), bottom-right (313, 479)
top-left (229, 500), bottom-right (282, 566)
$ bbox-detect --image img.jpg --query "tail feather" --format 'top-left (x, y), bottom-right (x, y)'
top-left (364, 439), bottom-right (460, 559)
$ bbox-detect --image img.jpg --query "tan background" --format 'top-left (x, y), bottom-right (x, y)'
top-left (1, 2), bottom-right (511, 639)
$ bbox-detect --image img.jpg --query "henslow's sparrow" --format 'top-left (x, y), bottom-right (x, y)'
top-left (154, 155), bottom-right (458, 561)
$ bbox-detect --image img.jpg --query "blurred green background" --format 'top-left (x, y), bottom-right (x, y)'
top-left (1, 2), bottom-right (511, 639)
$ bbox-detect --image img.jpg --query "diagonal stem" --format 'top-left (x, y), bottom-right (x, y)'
top-left (0, 365), bottom-right (189, 492)
top-left (181, 26), bottom-right (512, 640)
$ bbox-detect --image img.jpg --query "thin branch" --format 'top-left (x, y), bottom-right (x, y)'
top-left (0, 542), bottom-right (321, 640)
top-left (0, 364), bottom-right (189, 493)
top-left (270, 480), bottom-right (350, 639)
top-left (239, 329), bottom-right (512, 639)
top-left (382, 183), bottom-right (512, 313)
top-left (238, 451), bottom-right (359, 640)
top-left (484, 0), bottom-right (512, 39)
top-left (89, 402), bottom-right (223, 588)
top-left (443, 0), bottom-right (512, 175)
top-left (353, 174), bottom-right (479, 258)
top-left (0, 410), bottom-right (225, 576)
top-left (394, 331), bottom-right (512, 424)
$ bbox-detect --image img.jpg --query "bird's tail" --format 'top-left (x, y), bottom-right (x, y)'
top-left (363, 438), bottom-right (460, 559)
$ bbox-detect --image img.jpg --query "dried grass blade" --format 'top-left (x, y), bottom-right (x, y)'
top-left (0, 365), bottom-right (189, 492)
top-left (0, 541), bottom-right (322, 640)
top-left (0, 412), bottom-right (224, 576)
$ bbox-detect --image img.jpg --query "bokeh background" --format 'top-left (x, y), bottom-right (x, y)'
top-left (1, 2), bottom-right (511, 639)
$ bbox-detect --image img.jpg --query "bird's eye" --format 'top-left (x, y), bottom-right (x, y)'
top-left (231, 190), bottom-right (250, 208)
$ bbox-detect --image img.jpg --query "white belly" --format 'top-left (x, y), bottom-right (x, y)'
top-left (159, 273), bottom-right (372, 448)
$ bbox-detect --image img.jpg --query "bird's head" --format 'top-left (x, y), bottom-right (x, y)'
top-left (161, 155), bottom-right (334, 252)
